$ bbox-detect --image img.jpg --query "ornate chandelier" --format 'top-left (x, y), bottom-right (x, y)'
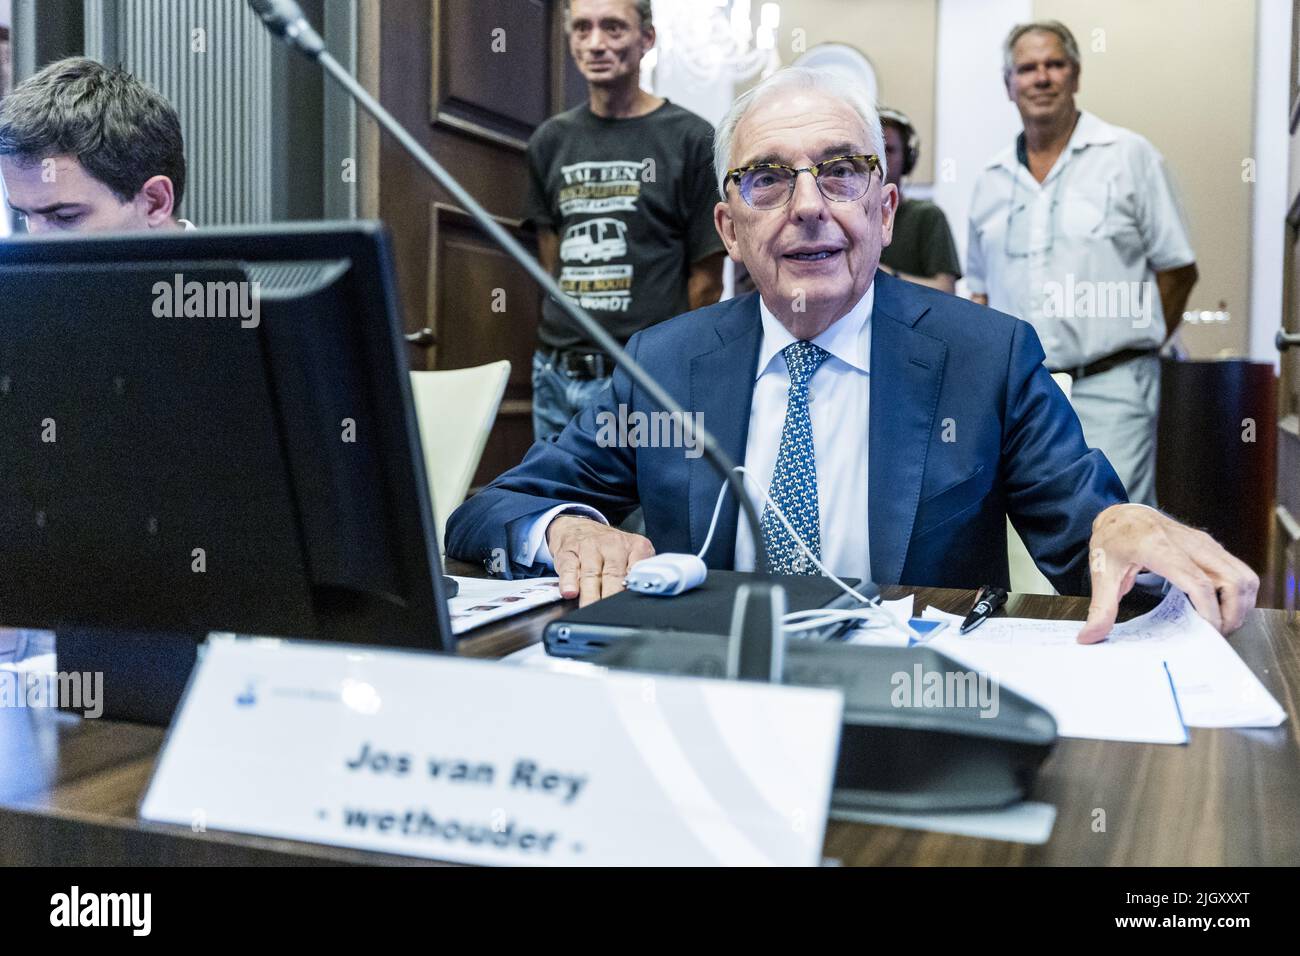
top-left (644, 0), bottom-right (782, 87)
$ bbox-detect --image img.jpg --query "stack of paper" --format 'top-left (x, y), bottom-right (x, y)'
top-left (842, 595), bottom-right (917, 646)
top-left (448, 576), bottom-right (563, 635)
top-left (918, 589), bottom-right (1285, 744)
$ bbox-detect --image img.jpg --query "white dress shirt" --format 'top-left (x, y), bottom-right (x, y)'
top-left (731, 286), bottom-right (872, 583)
top-left (966, 111), bottom-right (1195, 369)
top-left (519, 285), bottom-right (874, 584)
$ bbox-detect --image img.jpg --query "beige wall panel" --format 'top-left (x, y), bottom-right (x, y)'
top-left (769, 0), bottom-right (939, 183)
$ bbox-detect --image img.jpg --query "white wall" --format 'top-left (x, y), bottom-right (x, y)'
top-left (651, 54), bottom-right (736, 130)
top-left (1250, 0), bottom-right (1292, 368)
top-left (931, 0), bottom-right (1031, 293)
top-left (0, 0), bottom-right (11, 28)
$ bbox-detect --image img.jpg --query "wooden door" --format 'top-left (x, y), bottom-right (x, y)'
top-left (1275, 1), bottom-right (1300, 610)
top-left (363, 0), bottom-right (584, 489)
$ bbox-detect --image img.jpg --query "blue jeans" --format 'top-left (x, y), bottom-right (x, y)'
top-left (531, 349), bottom-right (613, 442)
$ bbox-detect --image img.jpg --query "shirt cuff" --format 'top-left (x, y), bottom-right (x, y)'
top-left (520, 504), bottom-right (608, 569)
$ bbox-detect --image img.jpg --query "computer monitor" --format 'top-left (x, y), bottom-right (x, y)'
top-left (0, 222), bottom-right (455, 721)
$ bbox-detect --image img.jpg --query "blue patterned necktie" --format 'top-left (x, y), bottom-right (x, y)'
top-left (761, 340), bottom-right (829, 574)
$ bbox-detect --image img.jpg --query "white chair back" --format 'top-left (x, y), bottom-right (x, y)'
top-left (1007, 372), bottom-right (1075, 594)
top-left (410, 361), bottom-right (511, 547)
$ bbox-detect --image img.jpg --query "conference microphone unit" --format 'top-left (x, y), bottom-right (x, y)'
top-left (594, 632), bottom-right (1059, 813)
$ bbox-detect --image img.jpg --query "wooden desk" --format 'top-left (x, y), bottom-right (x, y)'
top-left (2, 568), bottom-right (1297, 866)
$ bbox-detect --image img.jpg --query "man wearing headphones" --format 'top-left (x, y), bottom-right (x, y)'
top-left (877, 107), bottom-right (960, 294)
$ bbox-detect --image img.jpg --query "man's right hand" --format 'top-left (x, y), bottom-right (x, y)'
top-left (546, 515), bottom-right (654, 607)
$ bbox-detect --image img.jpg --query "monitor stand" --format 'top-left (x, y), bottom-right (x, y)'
top-left (57, 628), bottom-right (204, 726)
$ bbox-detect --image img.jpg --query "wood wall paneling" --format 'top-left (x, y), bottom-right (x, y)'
top-left (1156, 361), bottom-right (1277, 579)
top-left (378, 0), bottom-right (575, 489)
top-left (1274, 20), bottom-right (1300, 609)
top-left (431, 0), bottom-right (550, 149)
top-left (427, 203), bottom-right (538, 485)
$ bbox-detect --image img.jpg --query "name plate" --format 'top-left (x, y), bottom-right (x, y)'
top-left (141, 639), bottom-right (844, 866)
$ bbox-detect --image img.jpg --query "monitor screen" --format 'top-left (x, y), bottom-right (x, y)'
top-left (0, 222), bottom-right (454, 666)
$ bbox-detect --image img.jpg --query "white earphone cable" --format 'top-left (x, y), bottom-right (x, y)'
top-left (694, 466), bottom-right (917, 639)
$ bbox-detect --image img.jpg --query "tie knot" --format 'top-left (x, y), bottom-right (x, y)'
top-left (783, 341), bottom-right (828, 388)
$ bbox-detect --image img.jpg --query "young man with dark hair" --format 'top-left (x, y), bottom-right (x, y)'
top-left (525, 0), bottom-right (725, 441)
top-left (0, 56), bottom-right (190, 233)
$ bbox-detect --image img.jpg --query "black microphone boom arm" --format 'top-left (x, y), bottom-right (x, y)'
top-left (247, 0), bottom-right (769, 573)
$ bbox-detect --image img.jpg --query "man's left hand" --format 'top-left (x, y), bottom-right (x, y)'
top-left (1077, 503), bottom-right (1258, 644)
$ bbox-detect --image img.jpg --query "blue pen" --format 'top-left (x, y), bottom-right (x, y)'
top-left (1163, 660), bottom-right (1189, 745)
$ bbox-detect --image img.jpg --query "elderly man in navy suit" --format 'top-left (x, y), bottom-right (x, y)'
top-left (447, 67), bottom-right (1256, 643)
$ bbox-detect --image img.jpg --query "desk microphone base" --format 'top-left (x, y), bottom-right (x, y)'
top-left (595, 634), bottom-right (1058, 813)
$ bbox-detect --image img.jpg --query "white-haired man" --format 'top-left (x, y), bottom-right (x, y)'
top-left (448, 67), bottom-right (1256, 645)
top-left (966, 20), bottom-right (1199, 508)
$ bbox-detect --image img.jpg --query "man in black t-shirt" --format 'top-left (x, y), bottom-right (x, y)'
top-left (876, 107), bottom-right (960, 294)
top-left (524, 0), bottom-right (725, 440)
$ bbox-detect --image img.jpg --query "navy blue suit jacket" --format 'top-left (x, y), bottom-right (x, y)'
top-left (446, 273), bottom-right (1126, 593)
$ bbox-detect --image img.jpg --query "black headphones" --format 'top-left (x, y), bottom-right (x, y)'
top-left (878, 106), bottom-right (919, 178)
